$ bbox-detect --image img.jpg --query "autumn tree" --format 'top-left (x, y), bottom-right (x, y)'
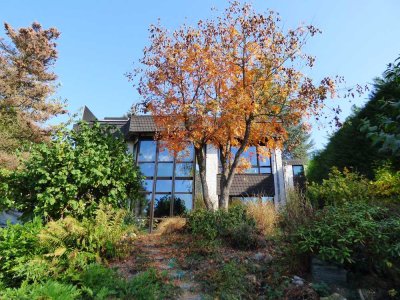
top-left (134, 2), bottom-right (339, 210)
top-left (0, 22), bottom-right (65, 169)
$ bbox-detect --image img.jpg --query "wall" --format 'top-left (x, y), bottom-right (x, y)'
top-left (205, 144), bottom-right (219, 210)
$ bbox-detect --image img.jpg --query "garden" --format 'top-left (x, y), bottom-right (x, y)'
top-left (1, 1), bottom-right (400, 299)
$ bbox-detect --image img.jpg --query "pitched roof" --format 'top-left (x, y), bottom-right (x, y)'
top-left (129, 115), bottom-right (158, 133)
top-left (217, 174), bottom-right (275, 197)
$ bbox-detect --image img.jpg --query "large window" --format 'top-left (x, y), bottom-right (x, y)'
top-left (218, 146), bottom-right (272, 174)
top-left (136, 139), bottom-right (194, 217)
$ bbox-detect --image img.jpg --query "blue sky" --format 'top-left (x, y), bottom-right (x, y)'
top-left (2, 1), bottom-right (400, 150)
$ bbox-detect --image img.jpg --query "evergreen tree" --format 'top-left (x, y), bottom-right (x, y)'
top-left (308, 58), bottom-right (400, 182)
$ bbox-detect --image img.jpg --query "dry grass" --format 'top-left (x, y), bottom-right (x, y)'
top-left (155, 217), bottom-right (187, 235)
top-left (279, 188), bottom-right (314, 235)
top-left (246, 201), bottom-right (278, 237)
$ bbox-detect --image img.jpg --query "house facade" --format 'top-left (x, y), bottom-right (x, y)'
top-left (82, 106), bottom-right (303, 218)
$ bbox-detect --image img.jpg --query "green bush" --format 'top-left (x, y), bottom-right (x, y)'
top-left (372, 165), bottom-right (400, 200)
top-left (204, 261), bottom-right (251, 300)
top-left (293, 201), bottom-right (400, 283)
top-left (0, 206), bottom-right (136, 288)
top-left (225, 223), bottom-right (266, 250)
top-left (0, 218), bottom-right (43, 287)
top-left (27, 206), bottom-right (136, 282)
top-left (79, 264), bottom-right (178, 300)
top-left (79, 264), bottom-right (126, 299)
top-left (307, 167), bottom-right (370, 207)
top-left (187, 205), bottom-right (255, 241)
top-left (0, 280), bottom-right (81, 300)
top-left (1, 122), bottom-right (144, 220)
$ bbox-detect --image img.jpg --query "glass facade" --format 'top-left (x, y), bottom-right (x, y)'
top-left (136, 139), bottom-right (194, 217)
top-left (218, 146), bottom-right (272, 174)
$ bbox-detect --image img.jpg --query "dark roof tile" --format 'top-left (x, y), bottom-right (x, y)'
top-left (217, 174), bottom-right (275, 197)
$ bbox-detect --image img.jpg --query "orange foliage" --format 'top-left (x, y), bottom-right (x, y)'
top-left (134, 2), bottom-right (340, 209)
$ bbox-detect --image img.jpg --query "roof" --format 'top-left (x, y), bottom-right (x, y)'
top-left (80, 107), bottom-right (159, 136)
top-left (283, 159), bottom-right (306, 166)
top-left (217, 174), bottom-right (275, 197)
top-left (129, 115), bottom-right (158, 133)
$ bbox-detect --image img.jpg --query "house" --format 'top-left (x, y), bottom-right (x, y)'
top-left (82, 107), bottom-right (305, 219)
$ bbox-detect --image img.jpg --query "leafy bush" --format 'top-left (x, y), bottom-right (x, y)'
top-left (79, 264), bottom-right (178, 300)
top-left (372, 165), bottom-right (400, 200)
top-left (293, 201), bottom-right (400, 283)
top-left (0, 280), bottom-right (81, 300)
top-left (0, 218), bottom-right (43, 287)
top-left (307, 167), bottom-right (370, 207)
top-left (246, 200), bottom-right (278, 237)
top-left (79, 264), bottom-right (126, 299)
top-left (0, 206), bottom-right (136, 288)
top-left (27, 206), bottom-right (136, 282)
top-left (225, 222), bottom-right (266, 250)
top-left (1, 122), bottom-right (144, 220)
top-left (187, 205), bottom-right (255, 241)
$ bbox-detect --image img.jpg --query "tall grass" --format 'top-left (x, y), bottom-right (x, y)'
top-left (246, 200), bottom-right (278, 237)
top-left (279, 188), bottom-right (314, 236)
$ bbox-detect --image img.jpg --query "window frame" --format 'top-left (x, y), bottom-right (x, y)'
top-left (135, 138), bottom-right (195, 218)
top-left (218, 146), bottom-right (272, 175)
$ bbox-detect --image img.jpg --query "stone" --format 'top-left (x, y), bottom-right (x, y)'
top-left (245, 274), bottom-right (257, 284)
top-left (253, 252), bottom-right (264, 261)
top-left (312, 258), bottom-right (347, 286)
top-left (292, 275), bottom-right (304, 286)
top-left (320, 292), bottom-right (347, 300)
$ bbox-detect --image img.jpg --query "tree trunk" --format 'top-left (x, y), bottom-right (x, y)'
top-left (219, 171), bottom-right (234, 211)
top-left (195, 146), bottom-right (214, 210)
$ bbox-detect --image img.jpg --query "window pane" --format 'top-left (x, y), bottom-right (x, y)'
top-left (138, 140), bottom-right (156, 161)
top-left (154, 194), bottom-right (171, 218)
top-left (260, 167), bottom-right (272, 174)
top-left (143, 179), bottom-right (153, 192)
top-left (242, 146), bottom-right (258, 165)
top-left (156, 180), bottom-right (173, 192)
top-left (293, 165), bottom-right (304, 176)
top-left (243, 167), bottom-right (259, 174)
top-left (259, 155), bottom-right (271, 167)
top-left (142, 193), bottom-right (152, 217)
top-left (157, 163), bottom-right (173, 177)
top-left (139, 163), bottom-right (155, 177)
top-left (175, 163), bottom-right (194, 177)
top-left (175, 180), bottom-right (192, 193)
top-left (177, 144), bottom-right (194, 162)
top-left (136, 193), bottom-right (152, 217)
top-left (173, 194), bottom-right (192, 215)
top-left (158, 148), bottom-right (174, 162)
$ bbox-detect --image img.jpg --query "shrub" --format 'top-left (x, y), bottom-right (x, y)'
top-left (127, 268), bottom-right (179, 299)
top-left (0, 206), bottom-right (136, 288)
top-left (225, 222), bottom-right (266, 250)
top-left (0, 218), bottom-right (43, 287)
top-left (372, 165), bottom-right (400, 200)
top-left (0, 280), bottom-right (81, 300)
top-left (79, 264), bottom-right (126, 299)
top-left (186, 205), bottom-right (255, 241)
top-left (246, 200), bottom-right (278, 237)
top-left (27, 206), bottom-right (136, 282)
top-left (79, 264), bottom-right (178, 300)
top-left (293, 201), bottom-right (400, 283)
top-left (307, 167), bottom-right (370, 207)
top-left (1, 122), bottom-right (144, 221)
